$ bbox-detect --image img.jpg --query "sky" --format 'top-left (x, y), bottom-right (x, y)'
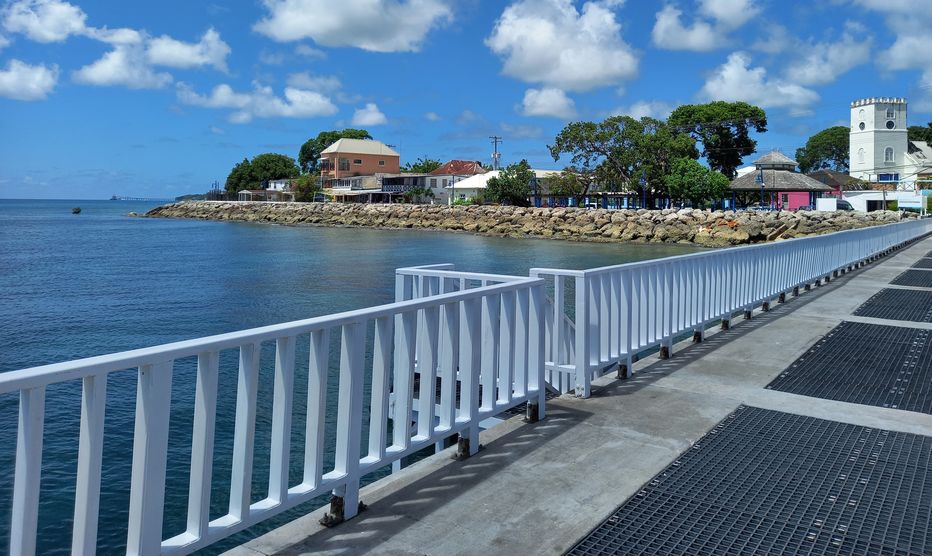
top-left (0, 0), bottom-right (931, 200)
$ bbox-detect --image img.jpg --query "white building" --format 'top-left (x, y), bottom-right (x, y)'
top-left (849, 97), bottom-right (932, 189)
top-left (446, 169), bottom-right (561, 204)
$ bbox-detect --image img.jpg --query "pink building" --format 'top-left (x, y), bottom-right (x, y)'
top-left (730, 151), bottom-right (832, 210)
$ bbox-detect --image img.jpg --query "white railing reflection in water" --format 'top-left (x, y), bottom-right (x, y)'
top-left (1, 275), bottom-right (547, 555)
top-left (532, 217), bottom-right (932, 397)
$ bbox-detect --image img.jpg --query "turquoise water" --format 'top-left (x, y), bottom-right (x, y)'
top-left (0, 199), bottom-right (701, 553)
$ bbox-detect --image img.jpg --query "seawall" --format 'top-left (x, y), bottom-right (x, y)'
top-left (144, 201), bottom-right (909, 248)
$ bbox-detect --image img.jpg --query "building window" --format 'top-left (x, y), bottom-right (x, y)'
top-left (858, 122), bottom-right (865, 131)
top-left (886, 107), bottom-right (895, 119)
top-left (353, 159), bottom-right (362, 165)
top-left (378, 160), bottom-right (385, 166)
top-left (884, 147), bottom-right (894, 163)
top-left (430, 178), bottom-right (437, 188)
top-left (442, 179), bottom-right (448, 187)
top-left (858, 109), bottom-right (865, 120)
top-left (781, 194), bottom-right (788, 205)
top-left (857, 148), bottom-right (865, 163)
top-left (339, 158), bottom-right (350, 171)
top-left (878, 173), bottom-right (899, 182)
top-left (886, 120), bottom-right (895, 130)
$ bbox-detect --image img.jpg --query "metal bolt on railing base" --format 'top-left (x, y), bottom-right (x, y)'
top-left (320, 497), bottom-right (367, 528)
top-left (525, 402), bottom-right (541, 423)
top-left (793, 287), bottom-right (800, 297)
top-left (617, 363), bottom-right (630, 379)
top-left (762, 302), bottom-right (770, 312)
top-left (744, 310), bottom-right (752, 320)
top-left (693, 330), bottom-right (704, 343)
top-left (659, 346), bottom-right (671, 360)
top-left (778, 292), bottom-right (786, 303)
top-left (804, 284), bottom-right (811, 291)
top-left (721, 319), bottom-right (730, 331)
top-left (454, 436), bottom-right (472, 459)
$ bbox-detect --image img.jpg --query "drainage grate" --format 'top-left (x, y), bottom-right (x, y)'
top-left (913, 258), bottom-right (932, 270)
top-left (891, 269), bottom-right (932, 288)
top-left (766, 321), bottom-right (932, 413)
top-left (853, 288), bottom-right (932, 323)
top-left (566, 406), bottom-right (932, 556)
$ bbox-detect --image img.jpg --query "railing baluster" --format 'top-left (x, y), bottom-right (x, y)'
top-left (305, 329), bottom-right (330, 487)
top-left (392, 311), bottom-right (417, 449)
top-left (185, 351), bottom-right (219, 542)
top-left (72, 373), bottom-right (107, 556)
top-left (574, 275), bottom-right (590, 398)
top-left (528, 284), bottom-right (546, 418)
top-left (11, 386), bottom-right (45, 556)
top-left (229, 343), bottom-right (260, 521)
top-left (368, 317), bottom-right (393, 461)
top-left (459, 297), bottom-right (482, 454)
top-left (498, 291), bottom-right (516, 404)
top-left (439, 301), bottom-right (459, 430)
top-left (553, 275), bottom-right (564, 365)
top-left (513, 288), bottom-right (529, 397)
top-left (333, 322), bottom-right (365, 519)
top-left (269, 336), bottom-right (296, 504)
top-left (417, 303), bottom-right (440, 437)
top-left (126, 360), bottom-right (173, 555)
top-left (481, 293), bottom-right (501, 409)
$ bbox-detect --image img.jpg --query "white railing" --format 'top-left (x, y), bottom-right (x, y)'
top-left (532, 217), bottom-right (932, 397)
top-left (0, 275), bottom-right (547, 555)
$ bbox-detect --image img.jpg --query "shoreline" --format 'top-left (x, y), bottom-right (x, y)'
top-left (144, 201), bottom-right (909, 248)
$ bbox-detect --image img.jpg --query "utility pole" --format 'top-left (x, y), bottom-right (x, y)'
top-left (490, 136), bottom-right (502, 171)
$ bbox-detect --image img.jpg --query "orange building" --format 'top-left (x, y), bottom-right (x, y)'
top-left (319, 138), bottom-right (400, 190)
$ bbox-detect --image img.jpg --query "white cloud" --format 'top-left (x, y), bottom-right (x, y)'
top-left (486, 0), bottom-right (638, 92)
top-left (751, 24), bottom-right (789, 54)
top-left (147, 28), bottom-right (230, 71)
top-left (176, 82), bottom-right (338, 123)
top-left (294, 44), bottom-right (326, 59)
top-left (259, 50), bottom-right (286, 65)
top-left (210, 125), bottom-right (224, 135)
top-left (286, 72), bottom-right (342, 93)
top-left (611, 100), bottom-right (675, 120)
top-left (784, 22), bottom-right (870, 86)
top-left (652, 5), bottom-right (721, 52)
top-left (425, 111), bottom-right (441, 121)
top-left (521, 87), bottom-right (576, 118)
top-left (351, 102), bottom-right (388, 125)
top-left (73, 43), bottom-right (173, 89)
top-left (701, 52), bottom-right (819, 115)
top-left (699, 0), bottom-right (760, 30)
top-left (0, 58), bottom-right (58, 100)
top-left (0, 33), bottom-right (9, 50)
top-left (254, 0), bottom-right (452, 52)
top-left (1, 0), bottom-right (87, 42)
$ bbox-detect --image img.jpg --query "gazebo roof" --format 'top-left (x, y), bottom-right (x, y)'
top-left (754, 150), bottom-right (798, 169)
top-left (730, 169), bottom-right (832, 192)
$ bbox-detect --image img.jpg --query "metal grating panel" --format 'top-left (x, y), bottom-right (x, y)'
top-left (891, 269), bottom-right (932, 288)
top-left (913, 258), bottom-right (932, 269)
top-left (566, 406), bottom-right (932, 556)
top-left (766, 321), bottom-right (932, 413)
top-left (853, 288), bottom-right (932, 323)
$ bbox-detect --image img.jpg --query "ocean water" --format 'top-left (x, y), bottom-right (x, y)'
top-left (0, 199), bottom-right (701, 554)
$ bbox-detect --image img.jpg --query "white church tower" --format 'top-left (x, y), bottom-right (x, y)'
top-left (849, 97), bottom-right (909, 184)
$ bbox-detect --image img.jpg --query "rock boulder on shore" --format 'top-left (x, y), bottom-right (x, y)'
top-left (144, 202), bottom-right (909, 247)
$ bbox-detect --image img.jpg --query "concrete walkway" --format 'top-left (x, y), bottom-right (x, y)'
top-left (228, 235), bottom-right (932, 556)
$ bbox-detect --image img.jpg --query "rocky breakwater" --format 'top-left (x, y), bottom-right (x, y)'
top-left (145, 202), bottom-right (910, 248)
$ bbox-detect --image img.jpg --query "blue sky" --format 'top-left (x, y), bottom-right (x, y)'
top-left (0, 0), bottom-right (930, 199)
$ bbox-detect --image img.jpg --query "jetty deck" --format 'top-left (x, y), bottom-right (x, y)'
top-left (228, 234), bottom-right (932, 555)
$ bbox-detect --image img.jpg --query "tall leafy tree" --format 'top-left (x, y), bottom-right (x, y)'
top-left (664, 158), bottom-right (730, 207)
top-left (298, 128), bottom-right (372, 173)
top-left (549, 116), bottom-right (697, 206)
top-left (908, 122), bottom-right (932, 144)
top-left (485, 160), bottom-right (534, 207)
top-left (795, 126), bottom-right (850, 173)
top-left (544, 167), bottom-right (594, 206)
top-left (402, 157), bottom-right (442, 173)
top-left (225, 158), bottom-right (255, 193)
top-left (291, 174), bottom-right (320, 202)
top-left (668, 101), bottom-right (767, 179)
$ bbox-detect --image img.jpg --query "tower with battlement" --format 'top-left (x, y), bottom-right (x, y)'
top-left (849, 97), bottom-right (909, 184)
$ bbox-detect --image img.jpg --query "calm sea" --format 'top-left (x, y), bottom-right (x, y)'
top-left (0, 199), bottom-right (700, 554)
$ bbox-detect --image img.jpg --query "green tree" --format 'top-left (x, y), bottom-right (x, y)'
top-left (908, 122), bottom-right (932, 143)
top-left (544, 167), bottom-right (594, 206)
top-left (664, 158), bottom-right (730, 207)
top-left (668, 101), bottom-right (767, 179)
top-left (795, 126), bottom-right (850, 173)
top-left (298, 128), bottom-right (372, 173)
top-left (402, 187), bottom-right (435, 204)
top-left (402, 157), bottom-right (442, 173)
top-left (251, 153), bottom-right (300, 185)
top-left (549, 116), bottom-right (698, 206)
top-left (225, 158), bottom-right (255, 193)
top-left (485, 160), bottom-right (534, 206)
top-left (291, 174), bottom-right (319, 202)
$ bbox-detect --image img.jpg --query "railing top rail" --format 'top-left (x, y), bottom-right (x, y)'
top-left (531, 217), bottom-right (928, 279)
top-left (0, 276), bottom-right (544, 394)
top-left (396, 268), bottom-right (528, 282)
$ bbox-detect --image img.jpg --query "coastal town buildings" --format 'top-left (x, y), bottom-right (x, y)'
top-left (431, 160), bottom-right (487, 204)
top-left (849, 97), bottom-right (932, 190)
top-left (319, 138), bottom-right (401, 192)
top-left (729, 151), bottom-right (831, 210)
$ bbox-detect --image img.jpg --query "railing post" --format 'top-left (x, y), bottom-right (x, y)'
top-left (528, 284), bottom-right (547, 420)
top-left (269, 336), bottom-right (296, 504)
top-left (185, 351), bottom-right (219, 543)
top-left (72, 374), bottom-right (107, 556)
top-left (458, 297), bottom-right (482, 457)
top-left (126, 360), bottom-right (173, 556)
top-left (368, 318), bottom-right (393, 462)
top-left (229, 343), bottom-right (260, 521)
top-left (11, 386), bottom-right (45, 556)
top-left (574, 275), bottom-right (591, 398)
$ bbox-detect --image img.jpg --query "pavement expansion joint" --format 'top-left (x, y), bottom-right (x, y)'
top-left (565, 406), bottom-right (932, 556)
